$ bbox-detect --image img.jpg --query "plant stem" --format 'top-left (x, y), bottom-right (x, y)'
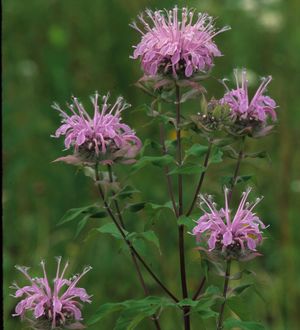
top-left (159, 123), bottom-right (179, 218)
top-left (193, 140), bottom-right (245, 311)
top-left (95, 164), bottom-right (179, 303)
top-left (186, 141), bottom-right (212, 216)
top-left (192, 276), bottom-right (206, 300)
top-left (175, 84), bottom-right (190, 330)
top-left (227, 138), bottom-right (245, 204)
top-left (107, 165), bottom-right (161, 330)
top-left (216, 259), bottom-right (231, 330)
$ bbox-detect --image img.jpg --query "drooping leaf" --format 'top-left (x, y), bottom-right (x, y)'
top-left (58, 205), bottom-right (107, 237)
top-left (97, 223), bottom-right (127, 239)
top-left (136, 231), bottom-right (161, 253)
top-left (58, 205), bottom-right (98, 225)
top-left (126, 202), bottom-right (147, 213)
top-left (230, 283), bottom-right (253, 296)
top-left (74, 215), bottom-right (91, 238)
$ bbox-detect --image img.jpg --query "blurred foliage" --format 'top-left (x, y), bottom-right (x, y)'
top-left (3, 0), bottom-right (300, 329)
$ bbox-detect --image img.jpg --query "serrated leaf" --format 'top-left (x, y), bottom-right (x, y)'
top-left (185, 144), bottom-right (209, 158)
top-left (224, 318), bottom-right (265, 330)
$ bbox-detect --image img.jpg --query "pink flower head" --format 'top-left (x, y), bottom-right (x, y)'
top-left (131, 6), bottom-right (230, 78)
top-left (11, 257), bottom-right (92, 329)
top-left (52, 92), bottom-right (142, 165)
top-left (219, 69), bottom-right (277, 123)
top-left (192, 187), bottom-right (266, 260)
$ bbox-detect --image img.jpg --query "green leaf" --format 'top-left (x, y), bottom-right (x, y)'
top-left (58, 205), bottom-right (96, 225)
top-left (58, 205), bottom-right (107, 238)
top-left (177, 216), bottom-right (194, 231)
top-left (88, 302), bottom-right (124, 325)
top-left (168, 164), bottom-right (205, 175)
top-left (185, 144), bottom-right (208, 158)
top-left (221, 175), bottom-right (253, 186)
top-left (112, 185), bottom-right (140, 200)
top-left (97, 223), bottom-right (127, 239)
top-left (213, 138), bottom-right (235, 147)
top-left (224, 318), bottom-right (265, 330)
top-left (177, 297), bottom-right (219, 319)
top-left (126, 202), bottom-right (147, 213)
top-left (147, 201), bottom-right (174, 212)
top-left (131, 155), bottom-right (174, 172)
top-left (229, 269), bottom-right (255, 280)
top-left (245, 151), bottom-right (269, 159)
top-left (231, 284), bottom-right (253, 296)
top-left (74, 214), bottom-right (90, 238)
top-left (88, 297), bottom-right (174, 328)
top-left (209, 147), bottom-right (223, 164)
top-left (136, 231), bottom-right (161, 253)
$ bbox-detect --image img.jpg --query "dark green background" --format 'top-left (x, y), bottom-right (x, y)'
top-left (3, 0), bottom-right (300, 329)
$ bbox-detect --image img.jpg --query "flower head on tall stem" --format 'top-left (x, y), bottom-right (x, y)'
top-left (131, 6), bottom-right (230, 78)
top-left (52, 92), bottom-right (142, 165)
top-left (11, 258), bottom-right (92, 329)
top-left (192, 187), bottom-right (267, 261)
top-left (220, 69), bottom-right (277, 122)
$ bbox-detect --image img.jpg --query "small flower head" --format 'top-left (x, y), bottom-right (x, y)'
top-left (11, 258), bottom-right (92, 329)
top-left (192, 188), bottom-right (266, 261)
top-left (131, 6), bottom-right (230, 78)
top-left (216, 69), bottom-right (278, 137)
top-left (52, 92), bottom-right (142, 165)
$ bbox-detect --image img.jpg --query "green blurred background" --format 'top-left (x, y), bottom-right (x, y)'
top-left (3, 0), bottom-right (300, 329)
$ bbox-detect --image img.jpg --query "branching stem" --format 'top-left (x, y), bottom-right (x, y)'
top-left (95, 164), bottom-right (179, 303)
top-left (107, 165), bottom-right (161, 330)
